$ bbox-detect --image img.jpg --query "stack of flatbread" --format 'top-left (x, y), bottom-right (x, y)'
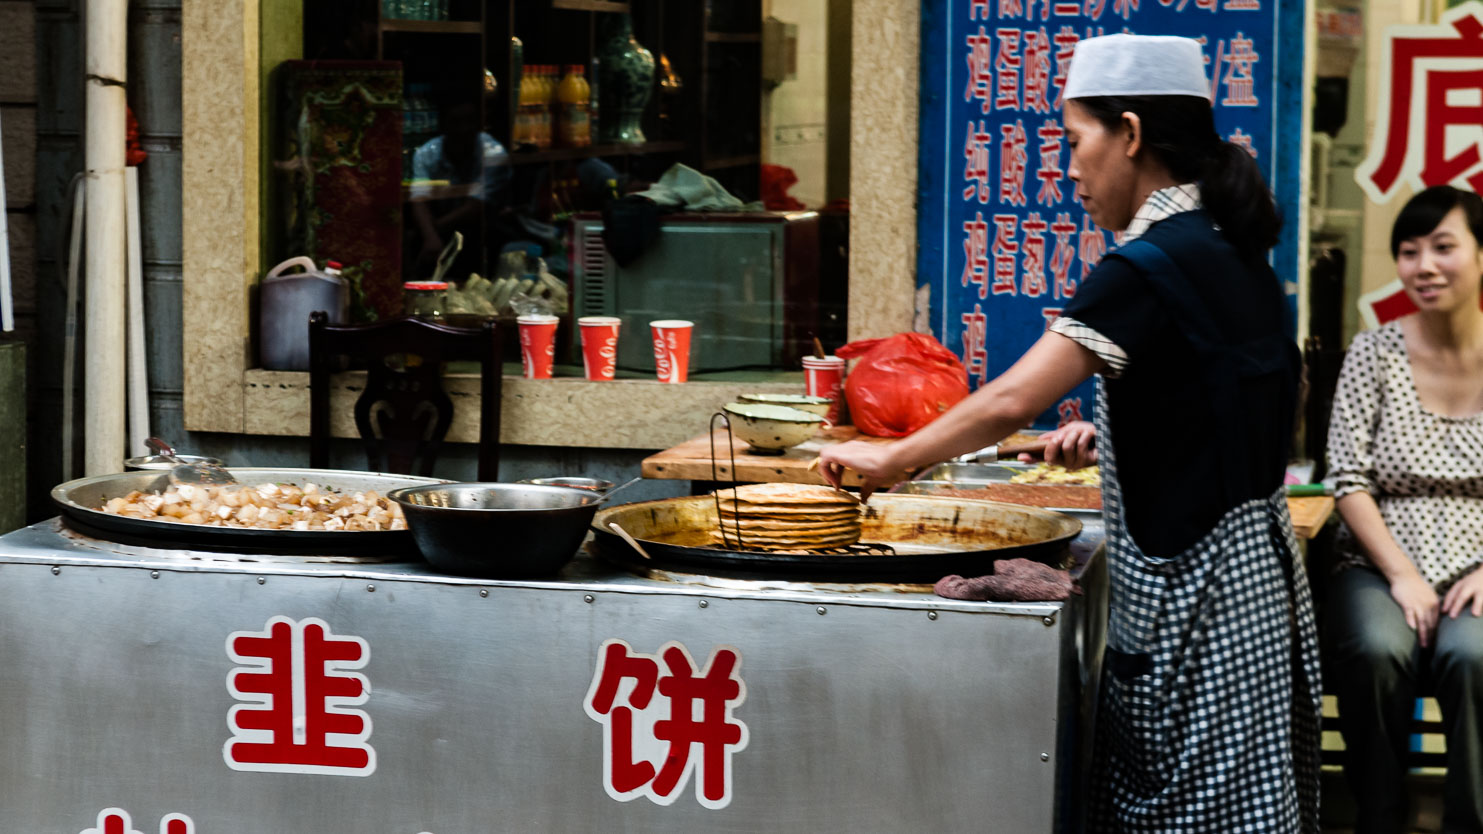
top-left (710, 483), bottom-right (863, 551)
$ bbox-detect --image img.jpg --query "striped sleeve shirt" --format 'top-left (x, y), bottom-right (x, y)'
top-left (1048, 183), bottom-right (1202, 377)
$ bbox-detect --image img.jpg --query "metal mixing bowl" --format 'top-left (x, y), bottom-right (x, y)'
top-left (388, 483), bottom-right (602, 578)
top-left (517, 476), bottom-right (616, 492)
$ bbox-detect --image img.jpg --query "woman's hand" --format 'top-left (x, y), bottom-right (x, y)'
top-left (1024, 421), bottom-right (1097, 469)
top-left (817, 441), bottom-right (910, 502)
top-left (1390, 573), bottom-right (1441, 648)
top-left (1442, 565), bottom-right (1483, 619)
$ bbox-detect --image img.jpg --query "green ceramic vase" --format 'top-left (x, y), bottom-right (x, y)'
top-left (597, 14), bottom-right (655, 145)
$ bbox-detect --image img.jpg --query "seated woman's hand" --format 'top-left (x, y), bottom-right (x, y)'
top-left (1390, 573), bottom-right (1441, 648)
top-left (1442, 565), bottom-right (1483, 619)
top-left (817, 441), bottom-right (909, 502)
top-left (1024, 421), bottom-right (1097, 469)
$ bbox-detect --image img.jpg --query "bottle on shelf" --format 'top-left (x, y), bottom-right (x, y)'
top-left (588, 57), bottom-right (601, 146)
top-left (557, 65), bottom-right (591, 148)
top-left (541, 66), bottom-right (557, 150)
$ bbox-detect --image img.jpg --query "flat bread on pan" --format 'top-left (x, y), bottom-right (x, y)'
top-left (716, 483), bottom-right (860, 506)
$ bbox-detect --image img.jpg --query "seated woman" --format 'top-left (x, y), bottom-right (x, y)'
top-left (1325, 184), bottom-right (1483, 834)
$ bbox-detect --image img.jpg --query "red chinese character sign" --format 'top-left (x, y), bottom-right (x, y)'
top-left (1355, 2), bottom-right (1483, 326)
top-left (224, 616), bottom-right (375, 777)
top-left (918, 0), bottom-right (1303, 426)
top-left (79, 809), bottom-right (194, 834)
top-left (583, 639), bottom-right (749, 810)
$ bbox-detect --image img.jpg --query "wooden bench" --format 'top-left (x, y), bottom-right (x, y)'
top-left (1321, 694), bottom-right (1448, 773)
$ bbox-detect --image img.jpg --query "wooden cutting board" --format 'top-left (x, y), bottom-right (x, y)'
top-left (641, 425), bottom-right (891, 486)
top-left (1286, 495), bottom-right (1335, 540)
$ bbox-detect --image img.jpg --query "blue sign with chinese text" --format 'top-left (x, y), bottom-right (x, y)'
top-left (917, 0), bottom-right (1304, 428)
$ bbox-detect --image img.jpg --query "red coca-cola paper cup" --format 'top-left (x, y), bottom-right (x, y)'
top-left (517, 314), bottom-right (560, 379)
top-left (650, 320), bottom-right (694, 384)
top-left (578, 316), bottom-right (622, 381)
top-left (803, 355), bottom-right (847, 424)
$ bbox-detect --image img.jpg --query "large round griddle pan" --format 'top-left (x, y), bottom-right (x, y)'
top-left (591, 493), bottom-right (1082, 583)
top-left (52, 468), bottom-right (449, 555)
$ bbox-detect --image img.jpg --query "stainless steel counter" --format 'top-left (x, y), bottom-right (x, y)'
top-left (0, 517), bottom-right (1106, 833)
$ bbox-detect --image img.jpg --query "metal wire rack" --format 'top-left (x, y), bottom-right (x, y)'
top-left (707, 412), bottom-right (889, 555)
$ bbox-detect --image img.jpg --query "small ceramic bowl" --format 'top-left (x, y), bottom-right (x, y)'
top-left (736, 393), bottom-right (833, 419)
top-left (722, 402), bottom-right (825, 455)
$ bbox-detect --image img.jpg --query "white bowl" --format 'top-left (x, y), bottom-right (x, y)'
top-left (736, 393), bottom-right (832, 418)
top-left (722, 402), bottom-right (825, 455)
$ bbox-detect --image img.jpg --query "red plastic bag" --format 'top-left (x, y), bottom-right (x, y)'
top-left (836, 333), bottom-right (971, 437)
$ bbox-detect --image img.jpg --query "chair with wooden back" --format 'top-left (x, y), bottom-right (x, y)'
top-left (309, 312), bottom-right (501, 480)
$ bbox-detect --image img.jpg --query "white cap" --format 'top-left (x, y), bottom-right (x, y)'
top-left (1063, 34), bottom-right (1211, 101)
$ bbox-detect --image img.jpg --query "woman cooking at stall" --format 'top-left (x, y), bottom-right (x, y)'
top-left (819, 34), bottom-right (1321, 830)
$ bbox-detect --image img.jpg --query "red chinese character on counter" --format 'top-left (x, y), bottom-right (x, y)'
top-left (1058, 397), bottom-right (1084, 425)
top-left (1036, 119), bottom-right (1065, 205)
top-left (1356, 8), bottom-right (1483, 203)
top-left (1021, 213), bottom-right (1049, 298)
top-left (584, 640), bottom-right (749, 810)
top-left (961, 304), bottom-right (990, 386)
top-left (224, 616), bottom-right (375, 776)
top-left (999, 0), bottom-right (1023, 15)
top-left (965, 27), bottom-right (995, 115)
top-left (1078, 215), bottom-right (1107, 280)
top-left (1224, 0), bottom-right (1260, 9)
top-left (1051, 27), bottom-right (1078, 107)
top-left (1023, 28), bottom-right (1052, 113)
top-left (992, 214), bottom-right (1021, 296)
top-left (1083, 0), bottom-right (1106, 20)
top-left (79, 809), bottom-right (194, 834)
top-left (962, 212), bottom-right (992, 298)
top-left (999, 119), bottom-right (1029, 206)
top-left (996, 29), bottom-right (1023, 110)
top-left (970, 0), bottom-right (992, 19)
top-left (1112, 0), bottom-right (1138, 20)
top-left (1041, 307), bottom-right (1064, 331)
top-left (964, 121), bottom-right (994, 203)
top-left (1227, 127), bottom-right (1257, 158)
top-left (1221, 32), bottom-right (1261, 106)
top-left (1049, 212), bottom-right (1079, 299)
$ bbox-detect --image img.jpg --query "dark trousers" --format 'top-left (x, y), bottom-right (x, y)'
top-left (1324, 567), bottom-right (1483, 834)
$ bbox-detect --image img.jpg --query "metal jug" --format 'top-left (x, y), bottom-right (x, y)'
top-left (258, 256), bottom-right (349, 371)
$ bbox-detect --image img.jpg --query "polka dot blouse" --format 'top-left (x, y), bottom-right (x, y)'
top-left (1327, 321), bottom-right (1483, 589)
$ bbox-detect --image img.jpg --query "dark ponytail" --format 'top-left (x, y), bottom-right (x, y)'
top-left (1072, 95), bottom-right (1282, 260)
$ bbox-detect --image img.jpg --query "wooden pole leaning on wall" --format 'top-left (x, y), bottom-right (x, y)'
top-left (84, 0), bottom-right (128, 476)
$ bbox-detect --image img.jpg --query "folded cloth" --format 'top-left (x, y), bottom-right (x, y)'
top-left (934, 558), bottom-right (1079, 602)
top-left (635, 163), bottom-right (762, 211)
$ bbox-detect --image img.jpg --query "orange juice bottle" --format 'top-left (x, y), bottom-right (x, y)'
top-left (557, 65), bottom-right (591, 147)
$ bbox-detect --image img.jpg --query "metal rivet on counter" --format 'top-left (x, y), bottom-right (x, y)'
top-left (366, 584), bottom-right (376, 593)
top-left (150, 571), bottom-right (160, 579)
top-left (257, 577), bottom-right (266, 585)
top-left (698, 600), bottom-right (709, 609)
top-left (816, 606), bottom-right (827, 615)
top-left (927, 611), bottom-right (939, 621)
top-left (1042, 616), bottom-right (1055, 627)
top-left (584, 594), bottom-right (595, 604)
top-left (50, 566), bottom-right (60, 575)
top-left (479, 589), bottom-right (489, 598)
top-left (1040, 753), bottom-right (1050, 762)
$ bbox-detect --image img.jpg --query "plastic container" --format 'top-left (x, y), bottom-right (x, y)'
top-left (403, 281), bottom-right (449, 319)
top-left (558, 65), bottom-right (591, 147)
top-left (259, 256), bottom-right (349, 371)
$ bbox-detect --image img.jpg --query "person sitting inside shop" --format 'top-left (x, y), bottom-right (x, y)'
top-left (411, 95), bottom-right (511, 274)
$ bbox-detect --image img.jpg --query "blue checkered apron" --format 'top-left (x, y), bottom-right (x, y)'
top-left (1086, 241), bottom-right (1322, 832)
